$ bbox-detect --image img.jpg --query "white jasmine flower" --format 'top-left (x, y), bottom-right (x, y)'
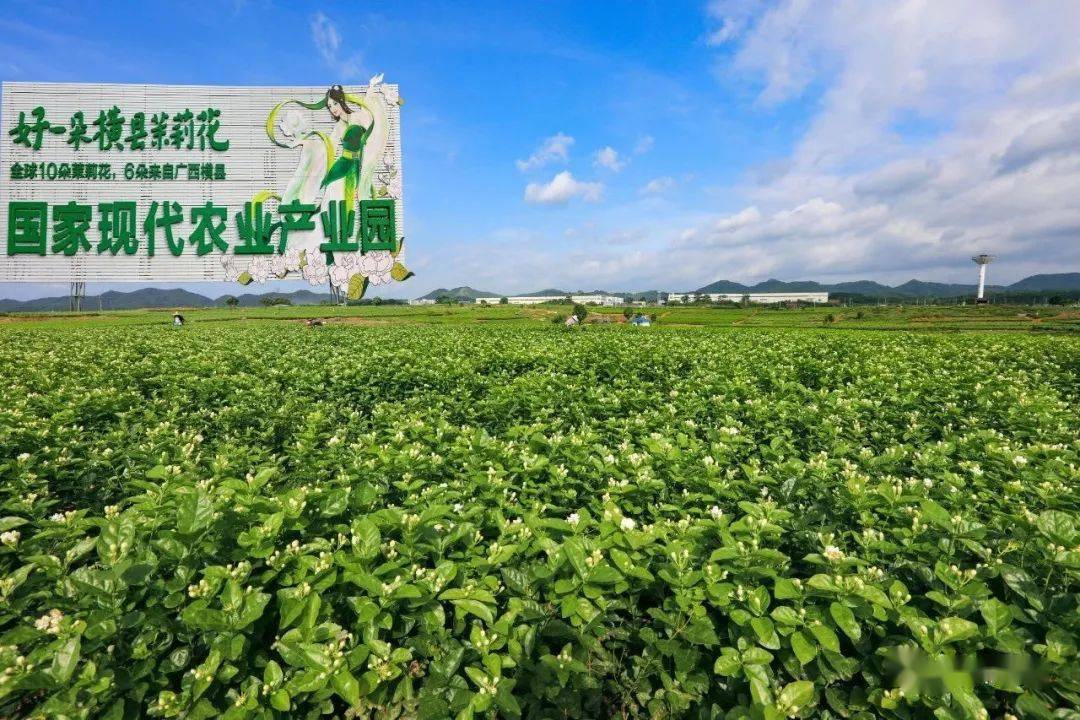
top-left (620, 517), bottom-right (636, 531)
top-left (34, 609), bottom-right (63, 635)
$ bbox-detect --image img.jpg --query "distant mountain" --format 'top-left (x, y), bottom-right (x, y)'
top-left (0, 287), bottom-right (340, 313)
top-left (1007, 273), bottom-right (1080, 291)
top-left (98, 288), bottom-right (215, 310)
top-left (524, 289), bottom-right (571, 297)
top-left (696, 280), bottom-right (750, 293)
top-left (751, 279), bottom-right (828, 293)
top-left (223, 290), bottom-right (331, 307)
top-left (892, 280), bottom-right (987, 297)
top-left (829, 281), bottom-right (897, 296)
top-left (690, 273), bottom-right (1080, 297)
top-left (418, 286), bottom-right (500, 301)
top-left (0, 288), bottom-right (216, 312)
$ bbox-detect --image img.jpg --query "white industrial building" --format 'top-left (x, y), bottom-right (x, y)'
top-left (474, 294), bottom-right (625, 306)
top-left (663, 292), bottom-right (829, 304)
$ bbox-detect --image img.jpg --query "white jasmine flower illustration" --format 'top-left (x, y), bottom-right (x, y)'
top-left (330, 264), bottom-right (352, 290)
top-left (277, 107), bottom-right (310, 147)
top-left (303, 252), bottom-right (329, 285)
top-left (356, 251), bottom-right (394, 285)
top-left (284, 247), bottom-right (304, 273)
top-left (335, 252), bottom-right (357, 272)
top-left (269, 254), bottom-right (288, 277)
top-left (248, 258), bottom-right (271, 283)
top-left (221, 256), bottom-right (241, 282)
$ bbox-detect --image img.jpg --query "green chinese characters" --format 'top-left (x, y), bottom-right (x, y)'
top-left (6, 199), bottom-right (397, 259)
top-left (8, 106), bottom-right (230, 152)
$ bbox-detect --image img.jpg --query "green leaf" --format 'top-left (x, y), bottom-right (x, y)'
top-left (742, 647), bottom-right (774, 665)
top-left (431, 643), bottom-right (465, 681)
top-left (1036, 510), bottom-right (1076, 545)
top-left (0, 517), bottom-right (28, 532)
top-left (751, 616), bottom-right (781, 649)
top-left (791, 630), bottom-right (818, 665)
top-left (744, 663), bottom-right (773, 706)
top-left (353, 519), bottom-right (380, 558)
top-left (685, 617), bottom-right (719, 646)
top-left (270, 689), bottom-right (291, 711)
top-left (563, 539), bottom-right (588, 578)
top-left (936, 617), bottom-right (978, 645)
top-left (264, 660), bottom-right (283, 687)
top-left (714, 648), bottom-right (742, 676)
top-left (830, 602), bottom-right (861, 642)
top-left (778, 680), bottom-right (815, 712)
top-left (774, 578), bottom-right (802, 599)
top-left (234, 591), bottom-right (271, 630)
top-left (747, 586), bottom-right (770, 616)
top-left (50, 636), bottom-right (80, 683)
top-left (177, 491), bottom-right (215, 535)
top-left (810, 623), bottom-right (841, 653)
top-left (980, 598), bottom-right (1012, 635)
top-left (920, 499), bottom-right (952, 527)
top-left (770, 606), bottom-right (800, 626)
top-left (332, 669), bottom-right (361, 705)
top-left (182, 601), bottom-right (229, 631)
top-left (452, 599), bottom-right (494, 624)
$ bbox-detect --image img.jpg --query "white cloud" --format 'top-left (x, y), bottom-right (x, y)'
top-left (634, 135), bottom-right (655, 154)
top-left (524, 171), bottom-right (604, 205)
top-left (411, 2), bottom-right (1080, 294)
top-left (516, 133), bottom-right (574, 172)
top-left (705, 0), bottom-right (764, 46)
top-left (593, 146), bottom-right (626, 172)
top-left (640, 176), bottom-right (677, 195)
top-left (310, 12), bottom-right (363, 80)
top-left (681, 0), bottom-right (1080, 283)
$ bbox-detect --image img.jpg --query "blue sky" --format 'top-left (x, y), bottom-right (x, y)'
top-left (2, 0), bottom-right (1079, 300)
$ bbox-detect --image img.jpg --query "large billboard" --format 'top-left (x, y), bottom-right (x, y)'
top-left (0, 80), bottom-right (408, 298)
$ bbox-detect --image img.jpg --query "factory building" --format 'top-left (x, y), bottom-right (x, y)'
top-left (663, 292), bottom-right (829, 304)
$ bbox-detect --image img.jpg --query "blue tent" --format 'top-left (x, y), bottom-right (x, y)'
top-left (630, 315), bottom-right (651, 326)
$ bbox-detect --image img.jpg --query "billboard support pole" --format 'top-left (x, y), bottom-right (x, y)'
top-left (69, 282), bottom-right (86, 312)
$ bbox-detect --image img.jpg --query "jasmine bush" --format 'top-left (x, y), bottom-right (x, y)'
top-left (0, 325), bottom-right (1076, 719)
